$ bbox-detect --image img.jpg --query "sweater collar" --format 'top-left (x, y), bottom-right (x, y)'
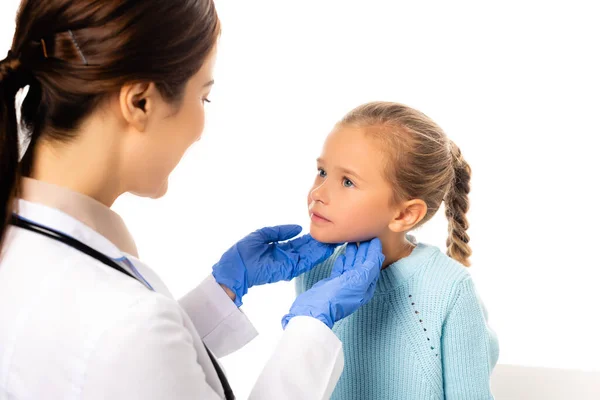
top-left (375, 240), bottom-right (438, 293)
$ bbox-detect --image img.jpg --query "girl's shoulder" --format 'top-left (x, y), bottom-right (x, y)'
top-left (406, 241), bottom-right (475, 303)
top-left (419, 242), bottom-right (471, 282)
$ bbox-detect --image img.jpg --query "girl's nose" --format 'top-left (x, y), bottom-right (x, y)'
top-left (310, 181), bottom-right (329, 204)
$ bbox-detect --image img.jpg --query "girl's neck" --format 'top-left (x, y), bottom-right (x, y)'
top-left (379, 232), bottom-right (416, 269)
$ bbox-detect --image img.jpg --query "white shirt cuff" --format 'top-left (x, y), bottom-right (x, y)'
top-left (250, 316), bottom-right (344, 399)
top-left (179, 274), bottom-right (258, 358)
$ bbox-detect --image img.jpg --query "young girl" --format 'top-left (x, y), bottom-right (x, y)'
top-left (297, 101), bottom-right (499, 399)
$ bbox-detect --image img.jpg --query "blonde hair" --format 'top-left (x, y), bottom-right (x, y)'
top-left (340, 101), bottom-right (472, 266)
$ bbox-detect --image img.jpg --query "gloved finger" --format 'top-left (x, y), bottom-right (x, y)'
top-left (291, 236), bottom-right (337, 276)
top-left (310, 241), bottom-right (337, 264)
top-left (364, 255), bottom-right (383, 285)
top-left (343, 243), bottom-right (358, 270)
top-left (290, 234), bottom-right (336, 259)
top-left (367, 237), bottom-right (383, 254)
top-left (349, 252), bottom-right (382, 290)
top-left (364, 238), bottom-right (384, 266)
top-left (355, 240), bottom-right (370, 265)
top-left (364, 276), bottom-right (378, 304)
top-left (283, 233), bottom-right (312, 249)
top-left (256, 224), bottom-right (302, 243)
top-left (330, 253), bottom-right (346, 278)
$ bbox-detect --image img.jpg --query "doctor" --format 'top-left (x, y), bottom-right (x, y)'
top-left (0, 0), bottom-right (384, 399)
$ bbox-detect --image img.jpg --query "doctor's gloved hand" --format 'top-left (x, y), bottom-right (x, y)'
top-left (281, 238), bottom-right (384, 329)
top-left (212, 225), bottom-right (336, 307)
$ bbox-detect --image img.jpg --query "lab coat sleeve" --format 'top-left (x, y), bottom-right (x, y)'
top-left (249, 316), bottom-right (345, 400)
top-left (179, 274), bottom-right (258, 357)
top-left (80, 294), bottom-right (224, 400)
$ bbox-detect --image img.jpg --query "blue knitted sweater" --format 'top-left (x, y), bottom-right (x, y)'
top-left (296, 241), bottom-right (499, 400)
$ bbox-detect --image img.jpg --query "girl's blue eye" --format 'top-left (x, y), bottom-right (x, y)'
top-left (343, 178), bottom-right (354, 188)
top-left (318, 168), bottom-right (327, 178)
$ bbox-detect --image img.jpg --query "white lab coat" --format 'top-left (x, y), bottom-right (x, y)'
top-left (0, 196), bottom-right (343, 399)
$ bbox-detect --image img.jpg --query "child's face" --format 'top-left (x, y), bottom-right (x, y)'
top-left (307, 125), bottom-right (398, 243)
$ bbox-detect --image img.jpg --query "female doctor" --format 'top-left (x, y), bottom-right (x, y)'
top-left (0, 0), bottom-right (384, 399)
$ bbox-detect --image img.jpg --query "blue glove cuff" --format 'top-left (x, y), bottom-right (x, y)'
top-left (281, 311), bottom-right (333, 330)
top-left (212, 272), bottom-right (247, 307)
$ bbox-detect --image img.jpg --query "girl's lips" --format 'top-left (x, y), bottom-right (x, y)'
top-left (310, 211), bottom-right (331, 223)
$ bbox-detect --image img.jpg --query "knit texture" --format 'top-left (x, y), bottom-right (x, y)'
top-left (296, 241), bottom-right (499, 400)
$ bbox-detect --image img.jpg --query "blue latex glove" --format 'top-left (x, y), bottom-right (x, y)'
top-left (281, 238), bottom-right (384, 329)
top-left (212, 225), bottom-right (336, 307)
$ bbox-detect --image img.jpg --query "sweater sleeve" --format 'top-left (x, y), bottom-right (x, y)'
top-left (441, 277), bottom-right (499, 399)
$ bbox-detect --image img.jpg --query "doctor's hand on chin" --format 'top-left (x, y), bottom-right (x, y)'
top-left (211, 224), bottom-right (337, 307)
top-left (212, 225), bottom-right (384, 329)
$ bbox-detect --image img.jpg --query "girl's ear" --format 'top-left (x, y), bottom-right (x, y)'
top-left (388, 199), bottom-right (427, 233)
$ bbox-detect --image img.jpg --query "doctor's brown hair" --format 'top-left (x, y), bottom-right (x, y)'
top-left (0, 0), bottom-right (220, 247)
top-left (340, 102), bottom-right (473, 266)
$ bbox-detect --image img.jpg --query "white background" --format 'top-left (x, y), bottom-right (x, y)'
top-left (2, 1), bottom-right (599, 398)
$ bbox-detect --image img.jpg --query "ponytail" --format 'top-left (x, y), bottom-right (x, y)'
top-left (444, 141), bottom-right (472, 267)
top-left (0, 51), bottom-right (28, 248)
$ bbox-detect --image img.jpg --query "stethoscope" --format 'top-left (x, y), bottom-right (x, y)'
top-left (10, 213), bottom-right (235, 400)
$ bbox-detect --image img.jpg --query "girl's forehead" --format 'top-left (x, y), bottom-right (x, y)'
top-left (320, 126), bottom-right (388, 181)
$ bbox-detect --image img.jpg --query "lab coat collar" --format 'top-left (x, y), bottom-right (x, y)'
top-left (16, 178), bottom-right (138, 259)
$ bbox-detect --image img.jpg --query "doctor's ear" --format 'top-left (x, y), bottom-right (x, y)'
top-left (388, 199), bottom-right (428, 233)
top-left (119, 82), bottom-right (157, 132)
